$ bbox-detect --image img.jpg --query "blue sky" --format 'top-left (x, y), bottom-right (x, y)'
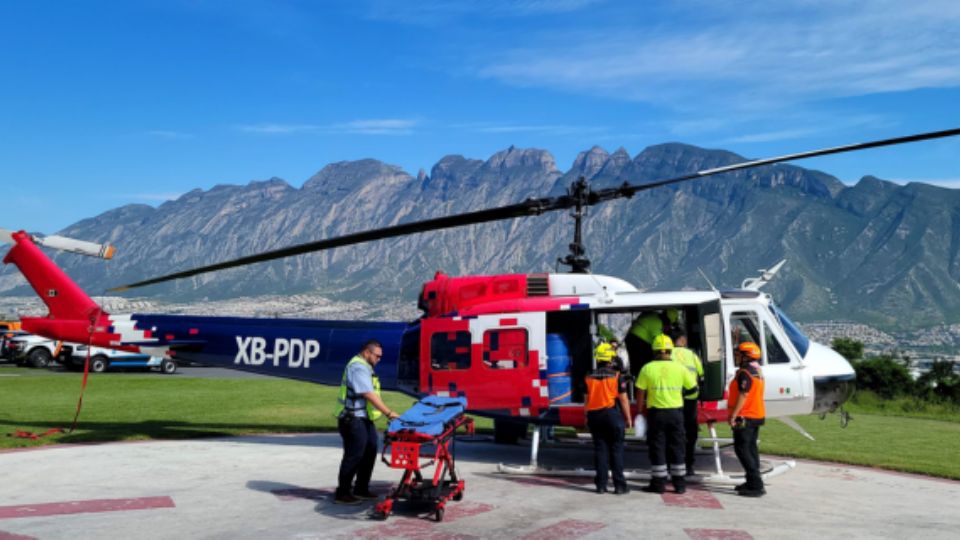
top-left (2, 0), bottom-right (959, 233)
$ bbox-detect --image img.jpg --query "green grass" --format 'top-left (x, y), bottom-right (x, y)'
top-left (713, 413), bottom-right (960, 480)
top-left (0, 368), bottom-right (416, 447)
top-left (845, 390), bottom-right (960, 422)
top-left (2, 368), bottom-right (958, 479)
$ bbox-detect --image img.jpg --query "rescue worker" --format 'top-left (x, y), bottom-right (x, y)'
top-left (585, 342), bottom-right (633, 494)
top-left (608, 338), bottom-right (626, 374)
top-left (636, 334), bottom-right (697, 494)
top-left (333, 340), bottom-right (401, 505)
top-left (670, 326), bottom-right (704, 474)
top-left (625, 312), bottom-right (662, 380)
top-left (660, 307), bottom-right (680, 335)
top-left (728, 341), bottom-right (766, 497)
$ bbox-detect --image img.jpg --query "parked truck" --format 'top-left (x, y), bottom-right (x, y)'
top-left (6, 334), bottom-right (73, 368)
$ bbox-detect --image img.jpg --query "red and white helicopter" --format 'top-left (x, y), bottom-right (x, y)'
top-left (4, 128), bottom-right (958, 480)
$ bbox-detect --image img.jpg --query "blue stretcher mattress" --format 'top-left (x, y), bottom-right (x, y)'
top-left (387, 396), bottom-right (468, 437)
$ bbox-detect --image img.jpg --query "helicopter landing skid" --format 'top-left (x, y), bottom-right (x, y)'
top-left (495, 421), bottom-right (796, 485)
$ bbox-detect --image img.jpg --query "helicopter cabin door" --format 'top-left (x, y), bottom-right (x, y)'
top-left (420, 312), bottom-right (548, 416)
top-left (724, 306), bottom-right (810, 417)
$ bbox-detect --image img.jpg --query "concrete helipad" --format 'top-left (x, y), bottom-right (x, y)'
top-left (1, 433), bottom-right (957, 539)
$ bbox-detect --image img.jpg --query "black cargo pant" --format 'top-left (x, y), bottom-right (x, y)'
top-left (646, 408), bottom-right (686, 487)
top-left (336, 415), bottom-right (378, 497)
top-left (587, 406), bottom-right (627, 491)
top-left (733, 419), bottom-right (764, 490)
top-left (683, 398), bottom-right (699, 471)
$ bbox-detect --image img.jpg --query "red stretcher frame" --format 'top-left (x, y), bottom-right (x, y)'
top-left (373, 414), bottom-right (475, 522)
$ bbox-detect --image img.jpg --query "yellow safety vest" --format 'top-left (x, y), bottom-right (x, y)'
top-left (629, 313), bottom-right (663, 344)
top-left (672, 346), bottom-right (704, 400)
top-left (636, 359), bottom-right (697, 409)
top-left (334, 356), bottom-right (382, 420)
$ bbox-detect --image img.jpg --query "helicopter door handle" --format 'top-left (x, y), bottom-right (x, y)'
top-left (791, 364), bottom-right (806, 370)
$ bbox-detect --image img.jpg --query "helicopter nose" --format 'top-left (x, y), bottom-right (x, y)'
top-left (806, 342), bottom-right (857, 414)
top-left (812, 374), bottom-right (857, 414)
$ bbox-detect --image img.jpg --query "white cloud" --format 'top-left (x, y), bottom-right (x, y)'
top-left (238, 118), bottom-right (419, 136)
top-left (333, 119), bottom-right (418, 135)
top-left (455, 122), bottom-right (607, 136)
top-left (474, 1), bottom-right (960, 109)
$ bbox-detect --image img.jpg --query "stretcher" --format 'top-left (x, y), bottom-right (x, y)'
top-left (373, 396), bottom-right (473, 522)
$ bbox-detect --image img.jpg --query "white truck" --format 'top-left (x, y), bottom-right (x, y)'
top-left (67, 345), bottom-right (177, 374)
top-left (6, 334), bottom-right (74, 368)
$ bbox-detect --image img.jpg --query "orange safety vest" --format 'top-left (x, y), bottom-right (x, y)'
top-left (727, 367), bottom-right (766, 419)
top-left (584, 370), bottom-right (621, 412)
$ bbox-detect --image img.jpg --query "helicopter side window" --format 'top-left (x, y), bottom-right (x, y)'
top-left (764, 324), bottom-right (790, 364)
top-left (430, 331), bottom-right (472, 370)
top-left (482, 328), bottom-right (528, 369)
top-left (730, 313), bottom-right (761, 349)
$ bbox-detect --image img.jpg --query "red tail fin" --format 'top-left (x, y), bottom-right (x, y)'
top-left (2, 230), bottom-right (105, 322)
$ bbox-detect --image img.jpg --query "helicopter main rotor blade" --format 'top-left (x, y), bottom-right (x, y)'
top-left (111, 127), bottom-right (960, 291)
top-left (109, 198), bottom-right (561, 291)
top-left (591, 127), bottom-right (960, 201)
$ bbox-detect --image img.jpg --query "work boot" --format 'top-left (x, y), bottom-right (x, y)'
top-left (738, 488), bottom-right (765, 497)
top-left (642, 480), bottom-right (666, 494)
top-left (672, 476), bottom-right (687, 494)
top-left (595, 484), bottom-right (607, 494)
top-left (734, 482), bottom-right (749, 492)
top-left (614, 484), bottom-right (630, 495)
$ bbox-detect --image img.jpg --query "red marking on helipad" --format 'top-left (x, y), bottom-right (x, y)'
top-left (0, 531), bottom-right (37, 540)
top-left (662, 487), bottom-right (723, 509)
top-left (520, 519), bottom-right (606, 539)
top-left (685, 528), bottom-right (753, 540)
top-left (0, 496), bottom-right (174, 520)
top-left (344, 501), bottom-right (494, 540)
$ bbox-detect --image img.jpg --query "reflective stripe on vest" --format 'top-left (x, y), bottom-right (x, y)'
top-left (726, 367), bottom-right (766, 419)
top-left (672, 347), bottom-right (703, 400)
top-left (334, 356), bottom-right (383, 420)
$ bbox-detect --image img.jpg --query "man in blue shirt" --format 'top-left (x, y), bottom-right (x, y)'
top-left (334, 339), bottom-right (400, 505)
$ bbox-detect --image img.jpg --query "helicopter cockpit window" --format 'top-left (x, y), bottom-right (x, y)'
top-left (430, 331), bottom-right (471, 370)
top-left (769, 304), bottom-right (810, 357)
top-left (482, 328), bottom-right (528, 369)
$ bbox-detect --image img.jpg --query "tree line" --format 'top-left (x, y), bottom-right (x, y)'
top-left (831, 338), bottom-right (960, 403)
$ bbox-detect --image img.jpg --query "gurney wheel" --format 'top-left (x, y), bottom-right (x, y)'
top-left (434, 507), bottom-right (445, 522)
top-left (453, 490), bottom-right (463, 501)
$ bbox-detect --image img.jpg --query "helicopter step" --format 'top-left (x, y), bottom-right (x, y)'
top-left (495, 422), bottom-right (796, 485)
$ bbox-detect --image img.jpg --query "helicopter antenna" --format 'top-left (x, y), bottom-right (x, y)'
top-left (557, 177), bottom-right (592, 274)
top-left (698, 267), bottom-right (718, 291)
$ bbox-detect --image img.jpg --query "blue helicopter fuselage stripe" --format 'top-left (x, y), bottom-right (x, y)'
top-left (129, 313), bottom-right (414, 390)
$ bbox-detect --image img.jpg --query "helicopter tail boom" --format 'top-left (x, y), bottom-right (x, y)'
top-left (3, 230), bottom-right (108, 328)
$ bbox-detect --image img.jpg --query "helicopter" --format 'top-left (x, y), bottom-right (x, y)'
top-left (3, 128), bottom-right (959, 476)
